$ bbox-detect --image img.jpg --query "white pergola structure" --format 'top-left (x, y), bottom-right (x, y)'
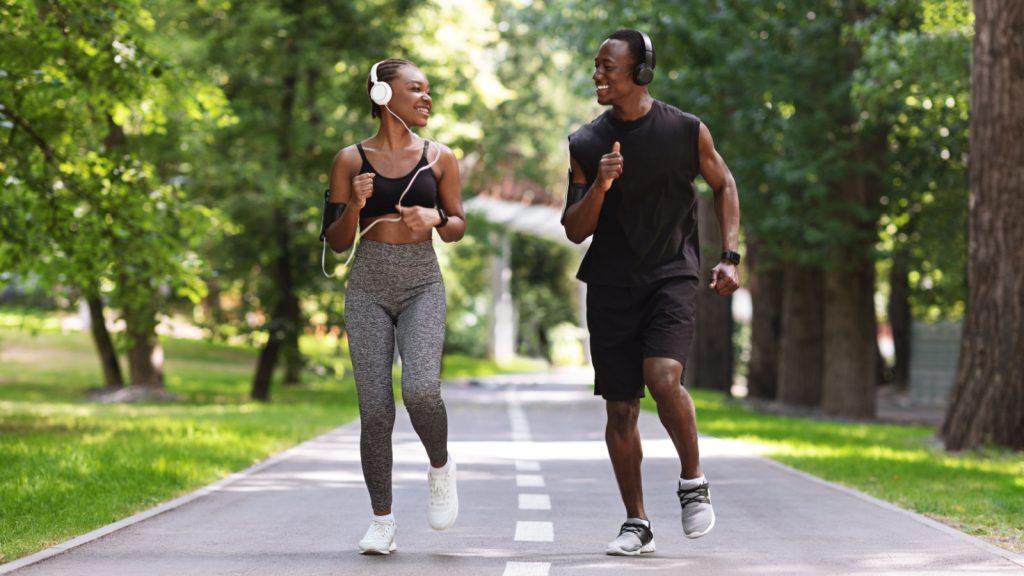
top-left (463, 194), bottom-right (590, 364)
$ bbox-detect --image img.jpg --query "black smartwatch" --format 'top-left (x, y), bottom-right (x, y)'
top-left (435, 207), bottom-right (449, 229)
top-left (720, 250), bottom-right (741, 265)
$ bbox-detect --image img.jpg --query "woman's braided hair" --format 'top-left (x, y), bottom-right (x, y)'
top-left (368, 58), bottom-right (414, 119)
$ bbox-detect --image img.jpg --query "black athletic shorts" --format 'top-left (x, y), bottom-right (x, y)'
top-left (586, 275), bottom-right (699, 401)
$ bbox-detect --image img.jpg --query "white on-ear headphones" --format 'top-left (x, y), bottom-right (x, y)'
top-left (369, 61), bottom-right (392, 106)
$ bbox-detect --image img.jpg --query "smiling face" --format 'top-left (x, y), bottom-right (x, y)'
top-left (592, 39), bottom-right (639, 106)
top-left (386, 65), bottom-right (432, 127)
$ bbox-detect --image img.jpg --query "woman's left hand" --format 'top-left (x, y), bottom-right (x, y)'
top-left (396, 205), bottom-right (439, 233)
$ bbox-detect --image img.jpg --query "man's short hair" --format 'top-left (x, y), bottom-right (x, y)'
top-left (606, 29), bottom-right (656, 70)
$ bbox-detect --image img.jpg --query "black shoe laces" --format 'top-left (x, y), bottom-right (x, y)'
top-left (618, 522), bottom-right (651, 540)
top-left (677, 482), bottom-right (710, 508)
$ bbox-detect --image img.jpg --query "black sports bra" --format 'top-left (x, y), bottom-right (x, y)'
top-left (357, 141), bottom-right (439, 218)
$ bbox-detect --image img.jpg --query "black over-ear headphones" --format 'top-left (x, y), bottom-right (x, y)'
top-left (633, 31), bottom-right (655, 86)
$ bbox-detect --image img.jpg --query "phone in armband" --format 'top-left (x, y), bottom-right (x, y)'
top-left (320, 189), bottom-right (346, 241)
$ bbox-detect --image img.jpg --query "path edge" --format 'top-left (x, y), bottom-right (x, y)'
top-left (0, 420), bottom-right (359, 574)
top-left (724, 438), bottom-right (1024, 569)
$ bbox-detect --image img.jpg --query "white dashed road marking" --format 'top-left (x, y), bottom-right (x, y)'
top-left (515, 460), bottom-right (541, 471)
top-left (507, 390), bottom-right (554, 576)
top-left (502, 561), bottom-right (551, 576)
top-left (516, 474), bottom-right (545, 488)
top-left (515, 521), bottom-right (554, 542)
top-left (518, 494), bottom-right (551, 510)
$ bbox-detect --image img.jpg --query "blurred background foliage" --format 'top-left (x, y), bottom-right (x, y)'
top-left (2, 0), bottom-right (972, 395)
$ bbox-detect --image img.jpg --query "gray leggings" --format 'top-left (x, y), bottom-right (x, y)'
top-left (345, 240), bottom-right (448, 514)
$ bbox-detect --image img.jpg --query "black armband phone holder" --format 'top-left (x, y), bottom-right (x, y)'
top-left (561, 173), bottom-right (588, 221)
top-left (566, 182), bottom-right (587, 206)
top-left (320, 188), bottom-right (347, 241)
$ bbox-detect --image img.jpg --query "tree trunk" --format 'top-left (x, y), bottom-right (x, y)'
top-left (85, 293), bottom-right (123, 389)
top-left (888, 249), bottom-right (912, 387)
top-left (821, 134), bottom-right (885, 417)
top-left (279, 65), bottom-right (325, 386)
top-left (104, 114), bottom-right (165, 390)
top-left (943, 1), bottom-right (1024, 450)
top-left (251, 28), bottom-right (304, 399)
top-left (283, 330), bottom-right (302, 385)
top-left (776, 263), bottom-right (825, 407)
top-left (746, 241), bottom-right (782, 400)
top-left (251, 207), bottom-right (297, 401)
top-left (819, 2), bottom-right (886, 419)
top-left (118, 268), bottom-right (164, 389)
top-left (282, 281), bottom-right (302, 385)
top-left (822, 262), bottom-right (877, 417)
top-left (125, 314), bottom-right (164, 388)
top-left (278, 38), bottom-right (303, 387)
top-left (252, 324), bottom-right (282, 402)
top-left (686, 193), bottom-right (734, 392)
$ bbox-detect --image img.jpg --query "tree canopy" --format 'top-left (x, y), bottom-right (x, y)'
top-left (5, 0), bottom-right (1011, 448)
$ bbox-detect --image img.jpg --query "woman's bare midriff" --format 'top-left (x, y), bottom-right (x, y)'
top-left (360, 216), bottom-right (432, 244)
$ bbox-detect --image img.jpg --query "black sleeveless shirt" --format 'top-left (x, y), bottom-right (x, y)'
top-left (568, 100), bottom-right (702, 286)
top-left (357, 141), bottom-right (438, 218)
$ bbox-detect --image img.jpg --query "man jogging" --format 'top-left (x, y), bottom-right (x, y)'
top-left (561, 28), bottom-right (741, 556)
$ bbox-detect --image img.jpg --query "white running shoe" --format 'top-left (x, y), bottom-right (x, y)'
top-left (427, 459), bottom-right (458, 530)
top-left (678, 479), bottom-right (716, 538)
top-left (358, 519), bottom-right (397, 555)
top-left (605, 520), bottom-right (656, 556)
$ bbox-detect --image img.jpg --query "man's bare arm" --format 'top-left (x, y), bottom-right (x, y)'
top-left (562, 142), bottom-right (623, 243)
top-left (698, 123), bottom-right (741, 295)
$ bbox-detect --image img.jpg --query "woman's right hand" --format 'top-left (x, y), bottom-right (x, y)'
top-left (350, 172), bottom-right (375, 209)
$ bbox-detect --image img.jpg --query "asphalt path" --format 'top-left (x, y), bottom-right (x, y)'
top-left (4, 373), bottom-right (1022, 575)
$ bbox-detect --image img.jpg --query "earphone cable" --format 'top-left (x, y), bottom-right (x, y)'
top-left (322, 103), bottom-right (441, 278)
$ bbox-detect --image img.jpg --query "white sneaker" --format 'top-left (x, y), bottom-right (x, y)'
top-left (427, 459), bottom-right (458, 530)
top-left (678, 479), bottom-right (716, 538)
top-left (605, 520), bottom-right (656, 556)
top-left (358, 519), bottom-right (397, 554)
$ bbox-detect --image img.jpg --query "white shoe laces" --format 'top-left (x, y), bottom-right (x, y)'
top-left (367, 520), bottom-right (394, 540)
top-left (429, 472), bottom-right (452, 505)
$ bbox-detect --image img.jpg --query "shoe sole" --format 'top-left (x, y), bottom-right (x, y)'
top-left (605, 540), bottom-right (656, 556)
top-left (359, 542), bottom-right (397, 555)
top-left (428, 503), bottom-right (458, 531)
top-left (684, 513), bottom-right (716, 539)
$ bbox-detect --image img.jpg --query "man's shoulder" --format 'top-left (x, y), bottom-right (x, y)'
top-left (569, 112), bottom-right (611, 143)
top-left (654, 100), bottom-right (701, 127)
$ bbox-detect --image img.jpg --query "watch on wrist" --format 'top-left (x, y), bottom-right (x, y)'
top-left (721, 250), bottom-right (741, 265)
top-left (435, 206), bottom-right (449, 229)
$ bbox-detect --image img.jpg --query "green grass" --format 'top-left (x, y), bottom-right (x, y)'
top-left (0, 321), bottom-right (534, 563)
top-left (441, 354), bottom-right (550, 379)
top-left (643, 390), bottom-right (1024, 553)
top-left (5, 311), bottom-right (1020, 558)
